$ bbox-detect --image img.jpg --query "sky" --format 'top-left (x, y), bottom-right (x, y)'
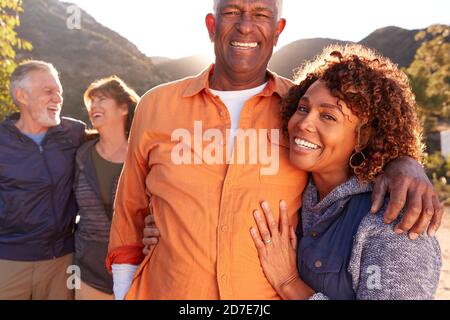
top-left (66, 0), bottom-right (449, 59)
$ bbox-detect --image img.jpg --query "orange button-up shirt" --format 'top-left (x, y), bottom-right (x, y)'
top-left (107, 65), bottom-right (308, 300)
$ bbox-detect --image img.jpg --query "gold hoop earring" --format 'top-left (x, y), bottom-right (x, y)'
top-left (349, 151), bottom-right (366, 170)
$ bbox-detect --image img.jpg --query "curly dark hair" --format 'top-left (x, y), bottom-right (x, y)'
top-left (281, 44), bottom-right (424, 182)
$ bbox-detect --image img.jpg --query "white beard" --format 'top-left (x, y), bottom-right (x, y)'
top-left (35, 109), bottom-right (61, 127)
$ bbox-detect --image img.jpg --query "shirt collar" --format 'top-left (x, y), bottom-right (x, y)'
top-left (182, 64), bottom-right (289, 98)
top-left (303, 175), bottom-right (373, 215)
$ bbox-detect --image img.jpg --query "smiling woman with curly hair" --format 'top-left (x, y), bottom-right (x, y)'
top-left (249, 44), bottom-right (441, 300)
top-left (281, 44), bottom-right (425, 182)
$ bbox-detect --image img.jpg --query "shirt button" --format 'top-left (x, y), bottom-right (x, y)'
top-left (221, 275), bottom-right (227, 282)
top-left (220, 111), bottom-right (227, 118)
top-left (221, 225), bottom-right (229, 232)
top-left (315, 260), bottom-right (323, 269)
top-left (311, 231), bottom-right (319, 238)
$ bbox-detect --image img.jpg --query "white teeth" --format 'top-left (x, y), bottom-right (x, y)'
top-left (231, 41), bottom-right (258, 48)
top-left (294, 138), bottom-right (320, 150)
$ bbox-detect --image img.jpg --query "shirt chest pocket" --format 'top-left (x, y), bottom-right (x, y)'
top-left (300, 247), bottom-right (344, 295)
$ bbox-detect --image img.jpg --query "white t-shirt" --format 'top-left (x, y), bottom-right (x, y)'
top-left (210, 82), bottom-right (268, 149)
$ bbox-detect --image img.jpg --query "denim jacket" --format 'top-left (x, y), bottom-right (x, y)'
top-left (298, 176), bottom-right (441, 300)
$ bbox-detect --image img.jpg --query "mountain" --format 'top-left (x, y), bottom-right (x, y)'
top-left (151, 57), bottom-right (173, 65)
top-left (15, 0), bottom-right (427, 121)
top-left (269, 38), bottom-right (349, 79)
top-left (269, 26), bottom-right (424, 79)
top-left (16, 0), bottom-right (168, 122)
top-left (156, 54), bottom-right (212, 82)
top-left (156, 27), bottom-right (424, 81)
top-left (359, 26), bottom-right (422, 68)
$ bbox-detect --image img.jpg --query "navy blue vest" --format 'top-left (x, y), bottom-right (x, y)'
top-left (297, 192), bottom-right (372, 300)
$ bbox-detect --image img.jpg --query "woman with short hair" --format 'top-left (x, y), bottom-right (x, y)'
top-left (74, 76), bottom-right (139, 300)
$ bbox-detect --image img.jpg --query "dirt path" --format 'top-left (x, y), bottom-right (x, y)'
top-left (436, 207), bottom-right (450, 300)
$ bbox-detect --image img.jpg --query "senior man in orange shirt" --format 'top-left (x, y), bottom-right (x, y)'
top-left (107, 0), bottom-right (443, 300)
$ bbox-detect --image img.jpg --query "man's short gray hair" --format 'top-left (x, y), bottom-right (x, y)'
top-left (213, 0), bottom-right (284, 20)
top-left (9, 60), bottom-right (59, 107)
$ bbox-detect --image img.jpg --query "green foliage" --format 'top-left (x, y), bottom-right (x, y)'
top-left (406, 25), bottom-right (450, 114)
top-left (405, 25), bottom-right (450, 134)
top-left (424, 152), bottom-right (450, 205)
top-left (0, 0), bottom-right (32, 120)
top-left (405, 25), bottom-right (450, 205)
top-left (425, 152), bottom-right (449, 178)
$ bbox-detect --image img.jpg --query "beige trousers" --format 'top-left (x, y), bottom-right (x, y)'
top-left (75, 281), bottom-right (114, 300)
top-left (0, 254), bottom-right (74, 300)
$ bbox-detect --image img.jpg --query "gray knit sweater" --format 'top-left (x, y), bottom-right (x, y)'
top-left (303, 176), bottom-right (442, 300)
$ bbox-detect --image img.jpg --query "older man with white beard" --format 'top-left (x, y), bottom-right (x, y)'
top-left (0, 60), bottom-right (86, 300)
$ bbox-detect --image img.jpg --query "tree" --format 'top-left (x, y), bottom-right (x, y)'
top-left (405, 25), bottom-right (450, 134)
top-left (0, 0), bottom-right (32, 120)
top-left (407, 25), bottom-right (450, 202)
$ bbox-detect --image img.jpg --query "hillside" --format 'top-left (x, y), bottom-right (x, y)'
top-left (155, 54), bottom-right (212, 82)
top-left (16, 0), bottom-right (168, 122)
top-left (157, 27), bottom-right (425, 80)
top-left (15, 0), bottom-right (427, 121)
top-left (269, 38), bottom-right (349, 79)
top-left (359, 26), bottom-right (422, 68)
top-left (269, 26), bottom-right (424, 78)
